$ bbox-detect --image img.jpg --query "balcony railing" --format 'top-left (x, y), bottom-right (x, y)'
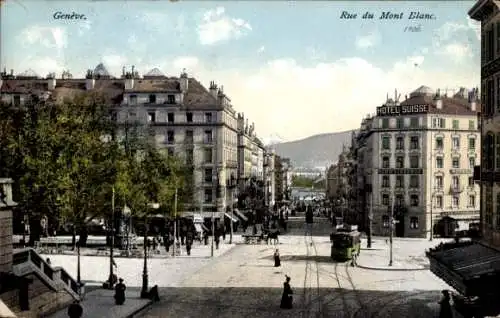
top-left (449, 185), bottom-right (464, 193)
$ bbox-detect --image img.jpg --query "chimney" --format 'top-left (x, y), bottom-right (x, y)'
top-left (180, 68), bottom-right (188, 92)
top-left (469, 89), bottom-right (477, 111)
top-left (124, 77), bottom-right (134, 90)
top-left (436, 98), bottom-right (442, 109)
top-left (47, 78), bottom-right (56, 90)
top-left (209, 81), bottom-right (218, 98)
top-left (86, 78), bottom-right (95, 90)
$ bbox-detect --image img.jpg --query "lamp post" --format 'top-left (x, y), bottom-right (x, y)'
top-left (141, 202), bottom-right (159, 298)
top-left (107, 187), bottom-right (116, 289)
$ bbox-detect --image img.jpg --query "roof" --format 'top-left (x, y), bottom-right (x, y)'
top-left (144, 68), bottom-right (166, 78)
top-left (93, 63), bottom-right (111, 77)
top-left (427, 241), bottom-right (500, 280)
top-left (399, 91), bottom-right (481, 116)
top-left (469, 0), bottom-right (500, 20)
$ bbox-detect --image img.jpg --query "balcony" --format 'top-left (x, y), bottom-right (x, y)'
top-left (449, 169), bottom-right (472, 175)
top-left (449, 185), bottom-right (464, 194)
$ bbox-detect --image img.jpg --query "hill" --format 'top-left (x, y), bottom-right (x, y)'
top-left (272, 130), bottom-right (355, 168)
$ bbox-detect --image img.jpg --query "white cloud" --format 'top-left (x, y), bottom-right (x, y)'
top-left (78, 20), bottom-right (92, 36)
top-left (437, 43), bottom-right (473, 63)
top-left (18, 25), bottom-right (67, 50)
top-left (172, 56), bottom-right (199, 71)
top-left (432, 18), bottom-right (479, 62)
top-left (257, 46), bottom-right (265, 53)
top-left (19, 57), bottom-right (66, 78)
top-left (355, 33), bottom-right (380, 49)
top-left (198, 7), bottom-right (252, 45)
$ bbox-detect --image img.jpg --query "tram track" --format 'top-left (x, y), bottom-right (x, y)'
top-left (301, 234), bottom-right (322, 318)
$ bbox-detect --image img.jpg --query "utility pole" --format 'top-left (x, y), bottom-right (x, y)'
top-left (108, 187), bottom-right (115, 289)
top-left (389, 190), bottom-right (395, 266)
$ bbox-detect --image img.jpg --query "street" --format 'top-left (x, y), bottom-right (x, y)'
top-left (140, 235), bottom-right (452, 318)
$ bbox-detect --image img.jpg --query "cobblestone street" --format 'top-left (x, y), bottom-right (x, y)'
top-left (140, 235), bottom-right (454, 318)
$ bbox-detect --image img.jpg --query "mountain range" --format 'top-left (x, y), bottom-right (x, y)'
top-left (270, 130), bottom-right (356, 169)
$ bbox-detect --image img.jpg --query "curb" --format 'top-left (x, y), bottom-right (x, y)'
top-left (356, 263), bottom-right (429, 271)
top-left (125, 300), bottom-right (154, 318)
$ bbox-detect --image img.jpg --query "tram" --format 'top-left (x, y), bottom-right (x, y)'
top-left (330, 225), bottom-right (361, 261)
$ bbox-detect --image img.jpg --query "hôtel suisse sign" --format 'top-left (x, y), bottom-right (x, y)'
top-left (376, 104), bottom-right (429, 117)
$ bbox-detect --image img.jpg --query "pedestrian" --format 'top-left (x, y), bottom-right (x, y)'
top-left (186, 230), bottom-right (193, 256)
top-left (46, 258), bottom-right (51, 265)
top-left (149, 285), bottom-right (160, 302)
top-left (67, 300), bottom-right (83, 318)
top-left (203, 230), bottom-right (209, 245)
top-left (152, 237), bottom-right (157, 251)
top-left (215, 232), bottom-right (220, 250)
top-left (280, 275), bottom-right (293, 309)
top-left (114, 278), bottom-right (126, 305)
top-left (438, 290), bottom-right (453, 318)
top-left (274, 249), bottom-right (281, 267)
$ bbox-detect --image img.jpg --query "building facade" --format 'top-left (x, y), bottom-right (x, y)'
top-left (0, 65), bottom-right (267, 215)
top-left (352, 86), bottom-right (481, 238)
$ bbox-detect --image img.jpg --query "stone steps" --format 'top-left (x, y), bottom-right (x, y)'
top-left (14, 290), bottom-right (73, 318)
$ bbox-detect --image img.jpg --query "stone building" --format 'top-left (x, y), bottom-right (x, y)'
top-left (352, 86), bottom-right (481, 238)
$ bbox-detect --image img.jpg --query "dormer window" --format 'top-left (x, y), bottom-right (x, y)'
top-left (205, 112), bottom-right (212, 123)
top-left (167, 95), bottom-right (175, 104)
top-left (129, 95), bottom-right (137, 105)
top-left (149, 94), bottom-right (156, 104)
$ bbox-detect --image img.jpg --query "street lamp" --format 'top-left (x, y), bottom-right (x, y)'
top-left (107, 187), bottom-right (116, 289)
top-left (141, 202), bottom-right (159, 299)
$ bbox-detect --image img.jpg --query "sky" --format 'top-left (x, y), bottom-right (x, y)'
top-left (1, 1), bottom-right (481, 143)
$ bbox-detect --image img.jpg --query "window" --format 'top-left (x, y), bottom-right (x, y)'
top-left (436, 157), bottom-right (443, 168)
top-left (497, 22), bottom-right (500, 54)
top-left (485, 186), bottom-right (493, 226)
top-left (452, 196), bottom-right (460, 208)
top-left (185, 130), bottom-right (193, 143)
top-left (396, 156), bottom-right (404, 168)
top-left (382, 215), bottom-right (390, 228)
top-left (204, 148), bottom-right (213, 163)
top-left (410, 155), bottom-right (419, 168)
top-left (469, 195), bottom-right (476, 208)
top-left (410, 217), bottom-right (419, 229)
top-left (410, 175), bottom-right (419, 188)
top-left (204, 168), bottom-right (213, 183)
top-left (167, 113), bottom-right (174, 123)
top-left (186, 112), bottom-right (193, 123)
top-left (435, 137), bottom-right (443, 150)
top-left (452, 176), bottom-right (460, 187)
top-left (469, 157), bottom-right (475, 169)
top-left (13, 95), bottom-right (21, 106)
top-left (469, 138), bottom-right (475, 150)
top-left (452, 137), bottom-right (460, 149)
top-left (204, 130), bottom-right (213, 143)
top-left (395, 194), bottom-right (404, 206)
top-left (382, 118), bottom-right (389, 129)
top-left (129, 94), bottom-right (137, 105)
top-left (396, 175), bottom-right (404, 188)
top-left (185, 149), bottom-right (193, 164)
top-left (148, 94), bottom-right (156, 104)
top-left (410, 195), bottom-right (419, 207)
top-left (204, 189), bottom-right (213, 203)
top-left (167, 94), bottom-right (175, 104)
top-left (410, 117), bottom-right (419, 128)
top-left (205, 112), bottom-right (213, 123)
top-left (382, 136), bottom-right (391, 150)
top-left (410, 136), bottom-right (419, 149)
top-left (167, 130), bottom-right (174, 144)
top-left (382, 156), bottom-right (390, 168)
top-left (382, 194), bottom-right (390, 206)
top-left (396, 175), bottom-right (405, 188)
top-left (468, 176), bottom-right (474, 187)
top-left (469, 120), bottom-right (475, 130)
top-left (433, 118), bottom-right (446, 128)
top-left (452, 119), bottom-right (459, 129)
top-left (435, 176), bottom-right (443, 189)
top-left (381, 175), bottom-right (390, 188)
top-left (452, 157), bottom-right (460, 168)
top-left (396, 118), bottom-right (404, 129)
top-left (396, 137), bottom-right (404, 150)
top-left (496, 193), bottom-right (500, 229)
top-left (148, 112), bottom-right (156, 123)
top-left (496, 133), bottom-right (500, 169)
top-left (435, 195), bottom-right (443, 208)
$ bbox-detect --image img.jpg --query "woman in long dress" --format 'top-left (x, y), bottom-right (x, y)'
top-left (274, 249), bottom-right (281, 267)
top-left (280, 275), bottom-right (293, 309)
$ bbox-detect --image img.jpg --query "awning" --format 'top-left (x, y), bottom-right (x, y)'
top-left (427, 242), bottom-right (500, 296)
top-left (234, 209), bottom-right (248, 221)
top-left (0, 300), bottom-right (16, 318)
top-left (224, 213), bottom-right (238, 223)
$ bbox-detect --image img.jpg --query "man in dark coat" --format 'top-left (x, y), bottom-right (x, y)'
top-left (186, 230), bottom-right (193, 256)
top-left (280, 275), bottom-right (293, 309)
top-left (438, 290), bottom-right (453, 318)
top-left (114, 278), bottom-right (126, 305)
top-left (67, 300), bottom-right (83, 318)
top-left (274, 249), bottom-right (281, 267)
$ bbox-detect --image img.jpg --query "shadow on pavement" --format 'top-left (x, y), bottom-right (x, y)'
top-left (140, 287), bottom-right (444, 318)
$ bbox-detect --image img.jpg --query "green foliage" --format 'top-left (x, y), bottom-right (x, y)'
top-left (291, 175), bottom-right (324, 189)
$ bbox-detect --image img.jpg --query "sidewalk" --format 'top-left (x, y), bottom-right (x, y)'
top-left (48, 288), bottom-right (152, 318)
top-left (356, 239), bottom-right (433, 271)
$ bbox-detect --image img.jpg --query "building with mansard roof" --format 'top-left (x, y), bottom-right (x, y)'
top-left (0, 64), bottom-right (268, 219)
top-left (350, 85), bottom-right (481, 238)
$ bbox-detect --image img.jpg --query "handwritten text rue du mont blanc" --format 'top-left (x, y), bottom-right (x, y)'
top-left (340, 11), bottom-right (436, 32)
